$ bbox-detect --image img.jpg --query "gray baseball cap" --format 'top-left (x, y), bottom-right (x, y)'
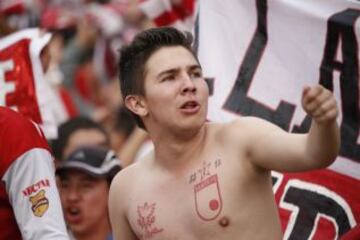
top-left (56, 146), bottom-right (121, 180)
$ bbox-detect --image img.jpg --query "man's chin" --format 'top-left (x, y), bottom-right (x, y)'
top-left (178, 119), bottom-right (206, 132)
top-left (70, 224), bottom-right (88, 236)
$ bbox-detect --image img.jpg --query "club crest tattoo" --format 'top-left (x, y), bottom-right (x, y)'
top-left (137, 202), bottom-right (164, 239)
top-left (190, 159), bottom-right (223, 221)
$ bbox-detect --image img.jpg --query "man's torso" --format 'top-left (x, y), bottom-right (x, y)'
top-left (124, 122), bottom-right (282, 239)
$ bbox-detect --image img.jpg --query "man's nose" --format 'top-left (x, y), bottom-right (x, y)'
top-left (66, 187), bottom-right (81, 201)
top-left (181, 74), bottom-right (196, 94)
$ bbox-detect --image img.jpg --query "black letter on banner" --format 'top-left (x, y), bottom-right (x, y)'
top-left (294, 9), bottom-right (360, 161)
top-left (283, 186), bottom-right (352, 239)
top-left (271, 176), bottom-right (278, 186)
top-left (194, 9), bottom-right (214, 96)
top-left (193, 9), bottom-right (200, 57)
top-left (223, 0), bottom-right (295, 130)
top-left (271, 172), bottom-right (283, 194)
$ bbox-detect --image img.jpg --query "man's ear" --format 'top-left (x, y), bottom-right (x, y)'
top-left (124, 95), bottom-right (148, 117)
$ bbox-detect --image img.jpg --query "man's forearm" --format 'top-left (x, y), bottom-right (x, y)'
top-left (306, 120), bottom-right (340, 168)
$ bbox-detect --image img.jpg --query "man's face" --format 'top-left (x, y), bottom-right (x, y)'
top-left (136, 46), bottom-right (209, 132)
top-left (63, 129), bottom-right (108, 159)
top-left (57, 170), bottom-right (109, 236)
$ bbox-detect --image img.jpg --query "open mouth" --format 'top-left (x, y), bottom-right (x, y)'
top-left (66, 206), bottom-right (82, 223)
top-left (181, 101), bottom-right (199, 109)
top-left (68, 207), bottom-right (80, 215)
top-left (180, 101), bottom-right (200, 114)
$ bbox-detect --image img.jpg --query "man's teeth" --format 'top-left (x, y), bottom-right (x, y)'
top-left (69, 208), bottom-right (79, 214)
top-left (183, 102), bottom-right (197, 108)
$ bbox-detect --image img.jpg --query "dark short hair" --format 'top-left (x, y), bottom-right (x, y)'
top-left (51, 116), bottom-right (109, 161)
top-left (113, 106), bottom-right (136, 138)
top-left (118, 27), bottom-right (195, 129)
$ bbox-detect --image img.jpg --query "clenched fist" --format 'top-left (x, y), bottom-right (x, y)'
top-left (302, 85), bottom-right (338, 123)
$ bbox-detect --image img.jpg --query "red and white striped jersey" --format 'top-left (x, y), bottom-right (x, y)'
top-left (139, 0), bottom-right (196, 30)
top-left (0, 106), bottom-right (69, 240)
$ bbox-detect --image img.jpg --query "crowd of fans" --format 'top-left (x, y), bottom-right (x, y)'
top-left (0, 0), bottom-right (195, 239)
top-left (1, 1), bottom-right (359, 240)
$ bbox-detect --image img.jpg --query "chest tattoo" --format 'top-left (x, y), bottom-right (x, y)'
top-left (189, 158), bottom-right (223, 221)
top-left (189, 158), bottom-right (222, 184)
top-left (136, 202), bottom-right (164, 239)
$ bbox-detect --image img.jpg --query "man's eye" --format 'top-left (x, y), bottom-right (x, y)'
top-left (190, 71), bottom-right (202, 78)
top-left (162, 75), bottom-right (175, 82)
top-left (60, 181), bottom-right (69, 189)
top-left (82, 182), bottom-right (94, 188)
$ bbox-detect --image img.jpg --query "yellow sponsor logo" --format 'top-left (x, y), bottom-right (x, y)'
top-left (29, 189), bottom-right (49, 217)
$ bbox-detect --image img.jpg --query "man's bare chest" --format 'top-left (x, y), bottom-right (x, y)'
top-left (126, 156), bottom-right (249, 239)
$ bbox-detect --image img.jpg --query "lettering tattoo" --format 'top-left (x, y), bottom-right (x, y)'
top-left (189, 173), bottom-right (197, 184)
top-left (198, 161), bottom-right (211, 181)
top-left (189, 158), bottom-right (222, 184)
top-left (137, 202), bottom-right (164, 239)
top-left (214, 158), bottom-right (222, 168)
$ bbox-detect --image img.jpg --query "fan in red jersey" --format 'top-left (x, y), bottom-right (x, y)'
top-left (0, 106), bottom-right (69, 240)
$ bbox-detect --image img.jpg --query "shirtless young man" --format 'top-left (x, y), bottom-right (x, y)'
top-left (108, 27), bottom-right (340, 240)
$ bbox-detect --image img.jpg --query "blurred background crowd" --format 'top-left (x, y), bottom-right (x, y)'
top-left (0, 0), bottom-right (195, 239)
top-left (0, 0), bottom-right (196, 163)
top-left (2, 1), bottom-right (360, 240)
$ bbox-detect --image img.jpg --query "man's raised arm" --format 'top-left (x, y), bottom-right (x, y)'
top-left (233, 84), bottom-right (340, 172)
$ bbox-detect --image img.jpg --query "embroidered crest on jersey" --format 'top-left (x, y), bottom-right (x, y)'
top-left (29, 189), bottom-right (49, 217)
top-left (194, 174), bottom-right (223, 221)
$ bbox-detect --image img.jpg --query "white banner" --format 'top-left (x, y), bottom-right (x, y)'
top-left (197, 0), bottom-right (360, 239)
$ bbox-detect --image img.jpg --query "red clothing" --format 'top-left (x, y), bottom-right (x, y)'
top-left (0, 107), bottom-right (49, 176)
top-left (0, 106), bottom-right (68, 240)
top-left (0, 185), bottom-right (21, 240)
top-left (341, 225), bottom-right (360, 240)
top-left (0, 107), bottom-right (49, 240)
top-left (139, 0), bottom-right (195, 30)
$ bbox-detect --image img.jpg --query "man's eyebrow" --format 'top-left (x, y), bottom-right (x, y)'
top-left (81, 176), bottom-right (97, 182)
top-left (156, 64), bottom-right (202, 79)
top-left (156, 68), bottom-right (180, 79)
top-left (188, 64), bottom-right (202, 71)
top-left (59, 175), bottom-right (69, 181)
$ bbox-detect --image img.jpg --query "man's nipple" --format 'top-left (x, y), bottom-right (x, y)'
top-left (218, 216), bottom-right (230, 227)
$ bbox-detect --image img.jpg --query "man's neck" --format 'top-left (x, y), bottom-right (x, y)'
top-left (73, 221), bottom-right (111, 240)
top-left (151, 124), bottom-right (208, 171)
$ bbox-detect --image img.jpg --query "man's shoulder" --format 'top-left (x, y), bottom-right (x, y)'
top-left (0, 107), bottom-right (50, 177)
top-left (0, 106), bottom-right (31, 129)
top-left (0, 107), bottom-right (46, 139)
top-left (209, 117), bottom-right (270, 134)
top-left (205, 117), bottom-right (257, 137)
top-left (109, 160), bottom-right (148, 214)
top-left (0, 107), bottom-right (49, 150)
top-left (204, 117), bottom-right (274, 152)
top-left (206, 116), bottom-right (259, 127)
top-left (110, 160), bottom-right (145, 191)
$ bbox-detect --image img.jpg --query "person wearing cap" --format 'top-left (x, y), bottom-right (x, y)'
top-left (51, 116), bottom-right (111, 162)
top-left (56, 146), bottom-right (121, 240)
